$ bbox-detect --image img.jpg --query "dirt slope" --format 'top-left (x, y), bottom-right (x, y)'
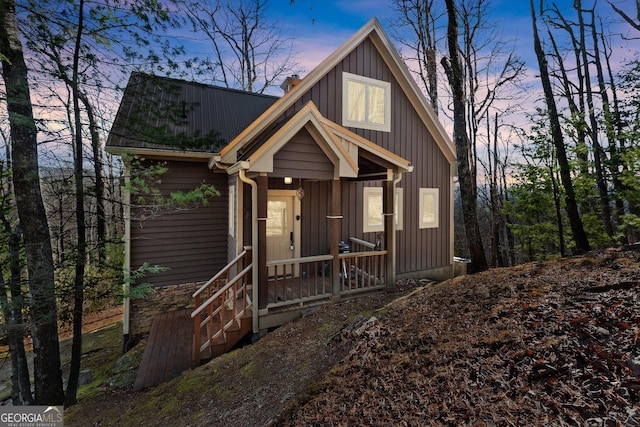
top-left (66, 249), bottom-right (640, 426)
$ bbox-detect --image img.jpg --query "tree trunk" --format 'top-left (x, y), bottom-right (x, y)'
top-left (65, 0), bottom-right (86, 406)
top-left (593, 16), bottom-right (626, 242)
top-left (489, 113), bottom-right (505, 267)
top-left (442, 0), bottom-right (488, 273)
top-left (530, 0), bottom-right (591, 253)
top-left (549, 160), bottom-right (566, 257)
top-left (79, 91), bottom-right (106, 262)
top-left (576, 2), bottom-right (614, 238)
top-left (0, 0), bottom-right (65, 405)
top-left (0, 224), bottom-right (33, 405)
top-left (501, 168), bottom-right (516, 266)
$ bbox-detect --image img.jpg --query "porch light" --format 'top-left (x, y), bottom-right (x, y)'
top-left (284, 176), bottom-right (293, 185)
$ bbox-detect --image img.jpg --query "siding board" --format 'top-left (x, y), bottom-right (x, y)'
top-left (272, 128), bottom-right (334, 180)
top-left (130, 160), bottom-right (228, 287)
top-left (323, 37), bottom-right (452, 274)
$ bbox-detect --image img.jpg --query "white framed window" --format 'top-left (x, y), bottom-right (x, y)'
top-left (228, 183), bottom-right (236, 238)
top-left (343, 72), bottom-right (391, 132)
top-left (419, 188), bottom-right (439, 229)
top-left (363, 187), bottom-right (403, 232)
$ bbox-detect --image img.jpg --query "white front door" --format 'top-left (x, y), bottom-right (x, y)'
top-left (266, 190), bottom-right (300, 275)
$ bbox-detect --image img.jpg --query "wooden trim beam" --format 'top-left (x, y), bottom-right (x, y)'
top-left (257, 173), bottom-right (268, 309)
top-left (383, 178), bottom-right (395, 289)
top-left (330, 178), bottom-right (342, 297)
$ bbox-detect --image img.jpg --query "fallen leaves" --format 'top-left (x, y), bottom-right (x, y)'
top-left (276, 249), bottom-right (640, 426)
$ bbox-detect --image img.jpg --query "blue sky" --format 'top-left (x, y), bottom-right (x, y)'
top-left (266, 0), bottom-right (638, 75)
top-left (239, 0), bottom-right (638, 147)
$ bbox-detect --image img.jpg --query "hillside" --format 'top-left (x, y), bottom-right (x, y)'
top-left (66, 248), bottom-right (640, 426)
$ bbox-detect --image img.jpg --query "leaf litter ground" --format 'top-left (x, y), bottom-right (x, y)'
top-left (65, 248), bottom-right (640, 426)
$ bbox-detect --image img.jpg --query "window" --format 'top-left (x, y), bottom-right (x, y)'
top-left (419, 188), bottom-right (439, 229)
top-left (363, 187), bottom-right (403, 232)
top-left (343, 72), bottom-right (391, 132)
top-left (266, 200), bottom-right (288, 237)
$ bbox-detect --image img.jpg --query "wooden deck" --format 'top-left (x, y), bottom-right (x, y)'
top-left (134, 308), bottom-right (193, 390)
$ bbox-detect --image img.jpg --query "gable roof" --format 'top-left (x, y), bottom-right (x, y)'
top-left (106, 72), bottom-right (278, 158)
top-left (245, 101), bottom-right (359, 178)
top-left (231, 101), bottom-right (413, 179)
top-left (219, 18), bottom-right (456, 165)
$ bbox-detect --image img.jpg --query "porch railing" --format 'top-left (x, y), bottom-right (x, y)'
top-left (266, 250), bottom-right (387, 308)
top-left (339, 250), bottom-right (387, 293)
top-left (266, 254), bottom-right (333, 307)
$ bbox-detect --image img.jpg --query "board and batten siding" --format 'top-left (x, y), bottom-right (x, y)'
top-left (130, 160), bottom-right (228, 287)
top-left (273, 36), bottom-right (452, 274)
top-left (271, 128), bottom-right (334, 181)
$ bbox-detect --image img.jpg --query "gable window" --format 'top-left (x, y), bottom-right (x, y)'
top-left (363, 187), bottom-right (403, 232)
top-left (343, 72), bottom-right (391, 132)
top-left (419, 188), bottom-right (439, 229)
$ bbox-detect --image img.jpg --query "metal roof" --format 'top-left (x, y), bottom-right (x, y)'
top-left (106, 72), bottom-right (279, 154)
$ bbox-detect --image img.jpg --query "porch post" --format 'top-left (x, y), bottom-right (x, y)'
top-left (257, 173), bottom-right (268, 309)
top-left (383, 173), bottom-right (395, 290)
top-left (330, 178), bottom-right (342, 298)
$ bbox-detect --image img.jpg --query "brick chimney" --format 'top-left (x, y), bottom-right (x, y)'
top-left (280, 74), bottom-right (302, 93)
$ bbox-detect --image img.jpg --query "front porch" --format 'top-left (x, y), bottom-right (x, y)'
top-left (190, 240), bottom-right (389, 366)
top-left (134, 242), bottom-right (390, 389)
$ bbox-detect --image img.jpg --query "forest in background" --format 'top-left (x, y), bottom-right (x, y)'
top-left (0, 0), bottom-right (639, 406)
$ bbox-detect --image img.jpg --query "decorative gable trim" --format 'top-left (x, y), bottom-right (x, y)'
top-left (247, 101), bottom-right (358, 178)
top-left (320, 118), bottom-right (413, 174)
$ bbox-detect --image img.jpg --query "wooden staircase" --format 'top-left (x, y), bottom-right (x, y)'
top-left (191, 247), bottom-right (253, 367)
top-left (197, 307), bottom-right (252, 363)
top-left (134, 249), bottom-right (253, 389)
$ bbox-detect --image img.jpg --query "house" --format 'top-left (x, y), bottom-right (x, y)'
top-left (107, 18), bottom-right (456, 374)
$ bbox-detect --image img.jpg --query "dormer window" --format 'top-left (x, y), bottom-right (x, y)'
top-left (342, 72), bottom-right (391, 132)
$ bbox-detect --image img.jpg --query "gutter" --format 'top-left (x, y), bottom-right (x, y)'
top-left (237, 167), bottom-right (259, 334)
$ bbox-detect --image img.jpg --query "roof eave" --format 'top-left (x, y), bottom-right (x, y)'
top-left (106, 146), bottom-right (214, 162)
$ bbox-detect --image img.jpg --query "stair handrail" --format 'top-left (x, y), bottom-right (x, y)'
top-left (193, 246), bottom-right (251, 300)
top-left (191, 263), bottom-right (252, 319)
top-left (192, 261), bottom-right (253, 367)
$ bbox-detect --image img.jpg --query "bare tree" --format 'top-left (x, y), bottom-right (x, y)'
top-left (184, 0), bottom-right (297, 93)
top-left (0, 0), bottom-right (65, 404)
top-left (530, 0), bottom-right (591, 253)
top-left (609, 0), bottom-right (640, 32)
top-left (576, 0), bottom-right (614, 238)
top-left (391, 0), bottom-right (444, 114)
top-left (441, 0), bottom-right (488, 272)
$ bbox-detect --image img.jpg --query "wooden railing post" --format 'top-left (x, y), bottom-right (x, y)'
top-left (192, 313), bottom-right (201, 368)
top-left (330, 178), bottom-right (341, 297)
top-left (257, 174), bottom-right (268, 310)
top-left (383, 177), bottom-right (395, 290)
